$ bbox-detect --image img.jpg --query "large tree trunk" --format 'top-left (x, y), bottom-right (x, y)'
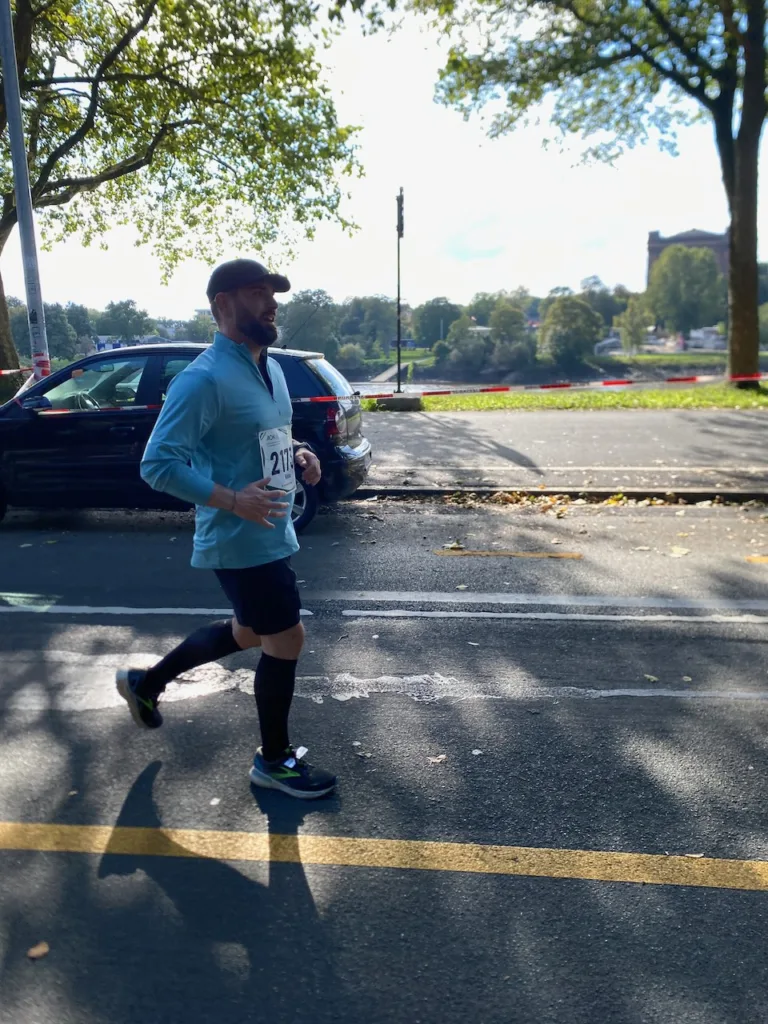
top-left (727, 129), bottom-right (761, 384)
top-left (722, 0), bottom-right (766, 388)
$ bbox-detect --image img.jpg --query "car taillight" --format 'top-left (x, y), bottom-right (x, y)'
top-left (325, 404), bottom-right (348, 445)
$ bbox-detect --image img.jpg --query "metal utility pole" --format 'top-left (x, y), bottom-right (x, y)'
top-left (396, 187), bottom-right (403, 393)
top-left (0, 0), bottom-right (49, 378)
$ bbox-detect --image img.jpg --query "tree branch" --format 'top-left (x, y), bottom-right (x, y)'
top-left (640, 0), bottom-right (722, 83)
top-left (559, 0), bottom-right (712, 108)
top-left (31, 0), bottom-right (161, 196)
top-left (718, 0), bottom-right (747, 48)
top-left (35, 119), bottom-right (190, 205)
top-left (23, 58), bottom-right (195, 89)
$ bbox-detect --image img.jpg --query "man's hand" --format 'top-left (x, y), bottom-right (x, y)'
top-left (233, 478), bottom-right (289, 528)
top-left (295, 448), bottom-right (321, 486)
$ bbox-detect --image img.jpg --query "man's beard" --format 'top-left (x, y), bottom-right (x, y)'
top-left (236, 314), bottom-right (278, 347)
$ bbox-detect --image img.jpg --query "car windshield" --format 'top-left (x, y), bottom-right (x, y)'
top-left (309, 358), bottom-right (354, 397)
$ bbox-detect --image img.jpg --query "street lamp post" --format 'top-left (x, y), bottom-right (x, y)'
top-left (0, 0), bottom-right (49, 378)
top-left (396, 187), bottom-right (403, 393)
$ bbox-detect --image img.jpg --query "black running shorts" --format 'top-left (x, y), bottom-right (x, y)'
top-left (213, 558), bottom-right (301, 636)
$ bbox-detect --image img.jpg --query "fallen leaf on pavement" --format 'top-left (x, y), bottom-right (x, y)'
top-left (337, 634), bottom-right (349, 642)
top-left (372, 634), bottom-right (379, 639)
top-left (682, 676), bottom-right (693, 682)
top-left (644, 674), bottom-right (659, 683)
top-left (356, 751), bottom-right (373, 759)
top-left (472, 749), bottom-right (483, 756)
top-left (670, 547), bottom-right (690, 557)
top-left (352, 741), bottom-right (361, 747)
top-left (428, 754), bottom-right (447, 764)
top-left (683, 853), bottom-right (705, 859)
top-left (675, 510), bottom-right (686, 517)
top-left (456, 584), bottom-right (468, 590)
top-left (677, 532), bottom-right (689, 538)
top-left (467, 641), bottom-right (480, 647)
top-left (19, 543), bottom-right (32, 549)
top-left (443, 540), bottom-right (465, 550)
top-left (27, 942), bottom-right (49, 960)
top-left (551, 539), bottom-right (562, 545)
top-left (634, 546), bottom-right (651, 552)
top-left (44, 540), bottom-right (57, 545)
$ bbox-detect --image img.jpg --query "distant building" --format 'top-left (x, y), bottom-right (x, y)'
top-left (647, 229), bottom-right (729, 284)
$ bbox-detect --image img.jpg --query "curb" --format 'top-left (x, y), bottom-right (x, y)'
top-left (354, 486), bottom-right (768, 503)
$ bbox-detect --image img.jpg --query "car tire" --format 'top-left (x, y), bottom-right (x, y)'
top-left (291, 479), bottom-right (319, 533)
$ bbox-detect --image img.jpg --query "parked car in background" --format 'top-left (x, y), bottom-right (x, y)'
top-left (0, 344), bottom-right (372, 532)
top-left (594, 337), bottom-right (623, 355)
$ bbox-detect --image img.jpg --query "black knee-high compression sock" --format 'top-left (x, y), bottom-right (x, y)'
top-left (254, 653), bottom-right (297, 762)
top-left (138, 620), bottom-right (243, 697)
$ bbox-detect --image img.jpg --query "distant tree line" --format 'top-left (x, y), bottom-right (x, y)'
top-left (11, 247), bottom-right (761, 373)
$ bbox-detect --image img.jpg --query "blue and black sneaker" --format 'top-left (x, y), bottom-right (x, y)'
top-left (249, 746), bottom-right (336, 800)
top-left (116, 669), bottom-right (163, 730)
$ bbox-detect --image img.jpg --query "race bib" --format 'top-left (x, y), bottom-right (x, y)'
top-left (259, 426), bottom-right (296, 492)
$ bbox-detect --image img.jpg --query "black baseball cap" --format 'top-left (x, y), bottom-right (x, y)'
top-left (206, 259), bottom-right (291, 302)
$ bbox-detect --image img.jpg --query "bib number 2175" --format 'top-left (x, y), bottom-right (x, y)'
top-left (258, 427), bottom-right (296, 492)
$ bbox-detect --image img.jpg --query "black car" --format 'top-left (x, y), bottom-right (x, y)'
top-left (0, 343), bottom-right (372, 532)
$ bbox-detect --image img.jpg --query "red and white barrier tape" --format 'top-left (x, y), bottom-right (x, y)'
top-left (0, 367), bottom-right (32, 376)
top-left (293, 371), bottom-right (768, 403)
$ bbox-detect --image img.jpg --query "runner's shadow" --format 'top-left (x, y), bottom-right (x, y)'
top-left (94, 761), bottom-right (345, 1022)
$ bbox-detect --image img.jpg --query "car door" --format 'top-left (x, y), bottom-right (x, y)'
top-left (7, 352), bottom-right (156, 508)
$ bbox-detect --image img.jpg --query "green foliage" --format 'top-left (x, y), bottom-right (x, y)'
top-left (538, 287), bottom-right (574, 323)
top-left (489, 301), bottom-right (526, 344)
top-left (278, 289), bottom-right (340, 354)
top-left (9, 298), bottom-right (80, 360)
top-left (448, 335), bottom-right (488, 375)
top-left (432, 339), bottom-right (451, 367)
top-left (492, 339), bottom-right (535, 373)
top-left (615, 295), bottom-right (649, 353)
top-left (446, 313), bottom-right (473, 346)
top-left (465, 292), bottom-right (499, 326)
top-left (578, 277), bottom-right (631, 329)
top-left (65, 303), bottom-right (95, 341)
top-left (647, 246), bottom-right (726, 337)
top-left (337, 342), bottom-right (366, 368)
top-left (413, 297), bottom-right (462, 346)
top-left (339, 296), bottom-right (397, 351)
top-left (96, 300), bottom-right (156, 341)
top-left (538, 296), bottom-right (603, 366)
top-left (183, 315), bottom-right (215, 342)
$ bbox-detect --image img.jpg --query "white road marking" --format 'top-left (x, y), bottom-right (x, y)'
top-left (0, 598), bottom-right (312, 617)
top-left (372, 464), bottom-right (768, 474)
top-left (342, 610), bottom-right (768, 625)
top-left (2, 651), bottom-right (767, 711)
top-left (310, 591), bottom-right (768, 611)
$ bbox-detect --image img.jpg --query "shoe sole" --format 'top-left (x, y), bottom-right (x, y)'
top-left (249, 765), bottom-right (336, 800)
top-left (116, 670), bottom-right (156, 730)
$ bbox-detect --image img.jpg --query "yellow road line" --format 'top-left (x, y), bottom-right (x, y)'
top-left (434, 550), bottom-right (583, 560)
top-left (1, 822), bottom-right (767, 891)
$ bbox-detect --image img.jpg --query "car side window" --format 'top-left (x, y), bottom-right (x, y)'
top-left (161, 356), bottom-right (198, 401)
top-left (41, 355), bottom-right (150, 411)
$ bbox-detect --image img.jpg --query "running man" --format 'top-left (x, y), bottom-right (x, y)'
top-left (116, 258), bottom-right (336, 800)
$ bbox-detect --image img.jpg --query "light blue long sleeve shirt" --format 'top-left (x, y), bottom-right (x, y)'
top-left (140, 332), bottom-right (299, 569)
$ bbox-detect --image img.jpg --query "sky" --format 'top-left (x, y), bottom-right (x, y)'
top-left (1, 15), bottom-right (766, 321)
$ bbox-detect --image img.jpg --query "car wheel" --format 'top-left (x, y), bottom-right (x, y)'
top-left (291, 479), bottom-right (319, 533)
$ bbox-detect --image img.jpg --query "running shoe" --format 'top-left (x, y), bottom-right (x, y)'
top-left (249, 746), bottom-right (336, 799)
top-left (116, 669), bottom-right (163, 729)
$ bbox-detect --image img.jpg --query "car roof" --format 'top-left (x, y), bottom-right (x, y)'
top-left (99, 343), bottom-right (324, 360)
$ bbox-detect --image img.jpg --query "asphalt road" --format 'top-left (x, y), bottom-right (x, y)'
top-left (2, 498), bottom-right (768, 1024)
top-left (363, 408), bottom-right (768, 491)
